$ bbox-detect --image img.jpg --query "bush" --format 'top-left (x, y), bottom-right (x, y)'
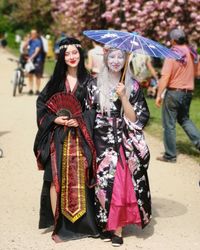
top-left (0, 16), bottom-right (10, 34)
top-left (6, 32), bottom-right (19, 50)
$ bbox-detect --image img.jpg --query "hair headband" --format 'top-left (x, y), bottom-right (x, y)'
top-left (59, 44), bottom-right (82, 51)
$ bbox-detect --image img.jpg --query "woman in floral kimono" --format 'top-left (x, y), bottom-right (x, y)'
top-left (33, 37), bottom-right (99, 242)
top-left (94, 47), bottom-right (151, 246)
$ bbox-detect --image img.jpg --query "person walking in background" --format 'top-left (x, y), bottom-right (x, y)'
top-left (156, 28), bottom-right (200, 163)
top-left (86, 41), bottom-right (104, 77)
top-left (94, 47), bottom-right (151, 246)
top-left (33, 37), bottom-right (99, 242)
top-left (23, 29), bottom-right (44, 95)
top-left (130, 51), bottom-right (159, 98)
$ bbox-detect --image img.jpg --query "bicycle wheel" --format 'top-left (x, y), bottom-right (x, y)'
top-left (18, 71), bottom-right (24, 94)
top-left (13, 70), bottom-right (20, 97)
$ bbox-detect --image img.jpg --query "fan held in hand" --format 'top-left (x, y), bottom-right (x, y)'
top-left (46, 92), bottom-right (82, 119)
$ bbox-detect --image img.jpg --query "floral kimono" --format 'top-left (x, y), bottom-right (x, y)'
top-left (94, 78), bottom-right (151, 231)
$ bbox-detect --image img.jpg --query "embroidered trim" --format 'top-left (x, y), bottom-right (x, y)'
top-left (50, 134), bottom-right (60, 193)
top-left (61, 130), bottom-right (86, 223)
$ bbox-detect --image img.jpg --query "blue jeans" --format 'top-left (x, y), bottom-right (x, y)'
top-left (162, 90), bottom-right (200, 159)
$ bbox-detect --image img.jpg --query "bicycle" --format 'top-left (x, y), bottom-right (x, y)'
top-left (9, 57), bottom-right (26, 97)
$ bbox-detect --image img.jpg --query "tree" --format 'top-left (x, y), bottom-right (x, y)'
top-left (100, 0), bottom-right (200, 46)
top-left (0, 0), bottom-right (14, 33)
top-left (1, 0), bottom-right (53, 33)
top-left (51, 0), bottom-right (106, 39)
top-left (51, 0), bottom-right (200, 46)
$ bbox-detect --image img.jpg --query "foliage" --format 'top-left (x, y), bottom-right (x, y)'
top-left (102, 0), bottom-right (200, 45)
top-left (1, 0), bottom-right (200, 47)
top-left (51, 0), bottom-right (200, 46)
top-left (50, 0), bottom-right (106, 43)
top-left (0, 15), bottom-right (10, 34)
top-left (6, 32), bottom-right (18, 48)
top-left (0, 0), bottom-right (53, 34)
top-left (0, 0), bottom-right (12, 33)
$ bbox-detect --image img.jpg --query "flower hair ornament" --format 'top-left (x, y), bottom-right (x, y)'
top-left (59, 44), bottom-right (82, 51)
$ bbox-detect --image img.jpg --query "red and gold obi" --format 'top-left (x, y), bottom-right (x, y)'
top-left (61, 129), bottom-right (86, 223)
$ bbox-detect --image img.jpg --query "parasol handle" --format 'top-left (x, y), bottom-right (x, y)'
top-left (120, 53), bottom-right (131, 84)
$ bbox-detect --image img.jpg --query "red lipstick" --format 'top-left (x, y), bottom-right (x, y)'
top-left (69, 60), bottom-right (76, 64)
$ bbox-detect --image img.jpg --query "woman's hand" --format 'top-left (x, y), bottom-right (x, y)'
top-left (116, 82), bottom-right (126, 99)
top-left (54, 116), bottom-right (69, 126)
top-left (54, 116), bottom-right (78, 127)
top-left (67, 119), bottom-right (79, 127)
top-left (116, 82), bottom-right (136, 122)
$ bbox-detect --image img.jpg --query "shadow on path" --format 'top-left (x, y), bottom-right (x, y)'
top-left (123, 196), bottom-right (187, 240)
top-left (0, 131), bottom-right (10, 137)
top-left (177, 141), bottom-right (199, 158)
top-left (152, 197), bottom-right (187, 218)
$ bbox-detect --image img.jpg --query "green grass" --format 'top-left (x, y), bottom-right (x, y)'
top-left (145, 80), bottom-right (200, 162)
top-left (44, 58), bottom-right (55, 76)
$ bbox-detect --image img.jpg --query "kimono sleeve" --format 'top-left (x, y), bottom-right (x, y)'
top-left (129, 79), bottom-right (150, 128)
top-left (33, 83), bottom-right (57, 169)
top-left (36, 84), bottom-right (57, 129)
top-left (122, 79), bottom-right (150, 166)
top-left (82, 78), bottom-right (97, 138)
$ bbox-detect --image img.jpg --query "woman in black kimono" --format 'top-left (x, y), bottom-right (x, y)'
top-left (33, 37), bottom-right (99, 242)
top-left (94, 47), bottom-right (151, 246)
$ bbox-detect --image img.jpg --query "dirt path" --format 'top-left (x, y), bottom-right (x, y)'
top-left (0, 48), bottom-right (200, 250)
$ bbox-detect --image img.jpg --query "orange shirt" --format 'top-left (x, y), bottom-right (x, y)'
top-left (161, 45), bottom-right (195, 90)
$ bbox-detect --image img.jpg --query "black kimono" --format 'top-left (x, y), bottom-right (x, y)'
top-left (94, 78), bottom-right (151, 231)
top-left (33, 76), bottom-right (99, 242)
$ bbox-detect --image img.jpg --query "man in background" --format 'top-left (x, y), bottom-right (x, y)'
top-left (156, 28), bottom-right (200, 163)
top-left (23, 29), bottom-right (44, 95)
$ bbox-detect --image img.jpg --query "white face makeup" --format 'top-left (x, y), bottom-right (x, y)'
top-left (107, 49), bottom-right (126, 72)
top-left (64, 45), bottom-right (80, 68)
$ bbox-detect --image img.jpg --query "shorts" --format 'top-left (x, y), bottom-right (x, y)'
top-left (30, 61), bottom-right (44, 77)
